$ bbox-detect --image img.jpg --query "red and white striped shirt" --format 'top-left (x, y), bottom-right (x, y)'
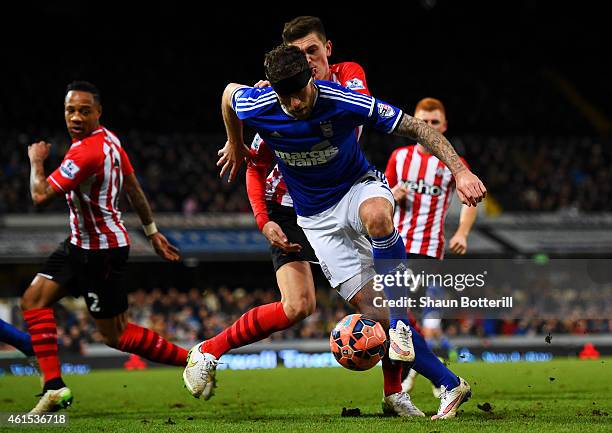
top-left (48, 127), bottom-right (133, 250)
top-left (385, 145), bottom-right (468, 259)
top-left (246, 62), bottom-right (371, 229)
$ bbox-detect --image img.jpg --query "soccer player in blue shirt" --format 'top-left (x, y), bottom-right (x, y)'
top-left (186, 45), bottom-right (486, 419)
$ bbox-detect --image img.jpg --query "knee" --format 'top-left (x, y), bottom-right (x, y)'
top-left (282, 295), bottom-right (316, 322)
top-left (362, 210), bottom-right (394, 238)
top-left (21, 285), bottom-right (44, 311)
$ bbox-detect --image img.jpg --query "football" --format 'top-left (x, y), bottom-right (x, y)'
top-left (329, 314), bottom-right (387, 371)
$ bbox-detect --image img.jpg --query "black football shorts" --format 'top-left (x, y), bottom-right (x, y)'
top-left (38, 239), bottom-right (129, 319)
top-left (267, 202), bottom-right (318, 272)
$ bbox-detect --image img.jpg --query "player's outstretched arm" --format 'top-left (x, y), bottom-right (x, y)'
top-left (28, 141), bottom-right (57, 207)
top-left (123, 173), bottom-right (180, 262)
top-left (393, 114), bottom-right (487, 207)
top-left (218, 83), bottom-right (251, 182)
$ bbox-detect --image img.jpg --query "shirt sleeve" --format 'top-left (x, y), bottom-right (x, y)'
top-left (47, 143), bottom-right (100, 193)
top-left (336, 62), bottom-right (370, 96)
top-left (246, 134), bottom-right (275, 230)
top-left (364, 98), bottom-right (404, 134)
top-left (120, 147), bottom-right (135, 176)
top-left (320, 83), bottom-right (403, 135)
top-left (231, 86), bottom-right (276, 120)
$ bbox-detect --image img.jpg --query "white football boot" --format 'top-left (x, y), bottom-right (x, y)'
top-left (431, 377), bottom-right (472, 420)
top-left (388, 321), bottom-right (415, 362)
top-left (29, 387), bottom-right (73, 414)
top-left (183, 342), bottom-right (218, 399)
top-left (382, 391), bottom-right (425, 417)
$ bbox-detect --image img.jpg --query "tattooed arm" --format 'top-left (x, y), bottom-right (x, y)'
top-left (393, 113), bottom-right (487, 206)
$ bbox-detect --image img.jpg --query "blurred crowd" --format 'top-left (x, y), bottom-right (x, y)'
top-left (1, 129), bottom-right (610, 215)
top-left (3, 283), bottom-right (610, 354)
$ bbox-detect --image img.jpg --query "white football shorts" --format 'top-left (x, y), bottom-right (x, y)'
top-left (297, 171), bottom-right (394, 301)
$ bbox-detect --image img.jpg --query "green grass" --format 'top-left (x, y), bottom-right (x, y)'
top-left (1, 359), bottom-right (610, 432)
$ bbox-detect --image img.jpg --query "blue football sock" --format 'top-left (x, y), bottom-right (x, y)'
top-left (371, 229), bottom-right (410, 326)
top-left (411, 326), bottom-right (459, 390)
top-left (0, 319), bottom-right (34, 357)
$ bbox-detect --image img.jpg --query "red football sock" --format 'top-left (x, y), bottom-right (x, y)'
top-left (203, 301), bottom-right (293, 358)
top-left (116, 323), bottom-right (188, 366)
top-left (382, 355), bottom-right (403, 396)
top-left (23, 308), bottom-right (62, 383)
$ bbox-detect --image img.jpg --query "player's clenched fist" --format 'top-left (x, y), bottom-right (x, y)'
top-left (391, 183), bottom-right (408, 203)
top-left (454, 169), bottom-right (487, 207)
top-left (28, 141), bottom-right (51, 163)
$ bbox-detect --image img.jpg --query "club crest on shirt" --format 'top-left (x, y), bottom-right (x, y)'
top-left (60, 159), bottom-right (80, 180)
top-left (345, 77), bottom-right (365, 91)
top-left (377, 103), bottom-right (395, 119)
top-left (319, 121), bottom-right (334, 138)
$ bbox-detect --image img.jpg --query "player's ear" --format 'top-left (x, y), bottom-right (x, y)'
top-left (326, 39), bottom-right (333, 57)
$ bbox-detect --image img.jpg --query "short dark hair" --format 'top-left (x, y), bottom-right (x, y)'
top-left (264, 44), bottom-right (309, 84)
top-left (282, 16), bottom-right (326, 43)
top-left (66, 81), bottom-right (101, 104)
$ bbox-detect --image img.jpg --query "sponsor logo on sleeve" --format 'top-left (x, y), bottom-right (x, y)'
top-left (59, 159), bottom-right (80, 180)
top-left (345, 78), bottom-right (365, 90)
top-left (377, 103), bottom-right (396, 119)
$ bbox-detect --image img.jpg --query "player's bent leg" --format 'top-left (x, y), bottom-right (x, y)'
top-left (21, 275), bottom-right (68, 311)
top-left (348, 280), bottom-right (389, 329)
top-left (95, 311), bottom-right (188, 367)
top-left (185, 262), bottom-right (311, 399)
top-left (22, 276), bottom-right (73, 413)
top-left (359, 196), bottom-right (395, 239)
top-left (277, 261), bottom-right (316, 322)
top-left (359, 197), bottom-right (415, 362)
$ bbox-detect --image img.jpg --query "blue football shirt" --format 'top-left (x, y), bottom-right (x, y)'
top-left (232, 80), bottom-right (403, 216)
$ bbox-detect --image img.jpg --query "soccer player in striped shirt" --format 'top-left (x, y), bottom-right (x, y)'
top-left (186, 45), bottom-right (485, 419)
top-left (22, 81), bottom-right (186, 413)
top-left (386, 97), bottom-right (478, 414)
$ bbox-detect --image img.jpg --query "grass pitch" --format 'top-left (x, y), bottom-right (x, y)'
top-left (1, 358), bottom-right (610, 433)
